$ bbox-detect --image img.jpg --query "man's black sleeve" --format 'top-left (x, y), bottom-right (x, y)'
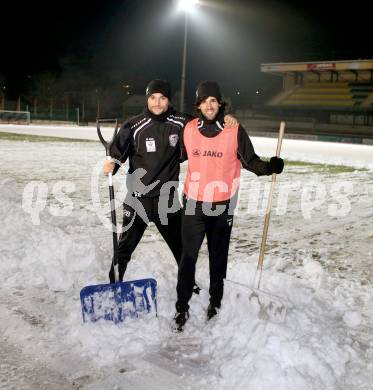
top-left (237, 125), bottom-right (271, 176)
top-left (109, 121), bottom-right (132, 175)
top-left (179, 126), bottom-right (188, 163)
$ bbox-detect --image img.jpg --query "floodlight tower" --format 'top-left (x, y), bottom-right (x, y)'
top-left (178, 0), bottom-right (198, 112)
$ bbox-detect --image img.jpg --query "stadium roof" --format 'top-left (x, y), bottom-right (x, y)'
top-left (261, 59), bottom-right (373, 75)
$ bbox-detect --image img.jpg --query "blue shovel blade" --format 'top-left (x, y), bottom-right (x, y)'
top-left (80, 278), bottom-right (157, 324)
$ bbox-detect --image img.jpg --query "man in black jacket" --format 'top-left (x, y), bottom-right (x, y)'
top-left (103, 79), bottom-right (237, 283)
top-left (173, 81), bottom-right (284, 331)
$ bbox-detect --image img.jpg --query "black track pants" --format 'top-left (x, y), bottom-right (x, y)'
top-left (176, 205), bottom-right (233, 312)
top-left (115, 193), bottom-right (182, 281)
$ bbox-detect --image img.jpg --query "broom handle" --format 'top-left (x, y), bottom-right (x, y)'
top-left (255, 121), bottom-right (285, 289)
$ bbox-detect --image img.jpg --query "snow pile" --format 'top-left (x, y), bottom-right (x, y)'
top-left (1, 179), bottom-right (372, 389)
top-left (0, 179), bottom-right (99, 291)
top-left (0, 137), bottom-right (373, 389)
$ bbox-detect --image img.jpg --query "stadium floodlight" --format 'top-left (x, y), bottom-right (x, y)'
top-left (177, 0), bottom-right (198, 13)
top-left (178, 0), bottom-right (198, 112)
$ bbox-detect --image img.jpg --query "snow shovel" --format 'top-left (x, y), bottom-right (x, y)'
top-left (80, 119), bottom-right (157, 324)
top-left (228, 121), bottom-right (288, 322)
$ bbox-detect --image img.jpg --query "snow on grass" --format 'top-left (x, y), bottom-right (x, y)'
top-left (0, 137), bottom-right (372, 389)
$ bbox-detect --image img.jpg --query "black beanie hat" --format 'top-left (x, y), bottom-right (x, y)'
top-left (195, 81), bottom-right (222, 104)
top-left (145, 79), bottom-right (171, 100)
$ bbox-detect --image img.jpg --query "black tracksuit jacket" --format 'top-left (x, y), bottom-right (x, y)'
top-left (110, 107), bottom-right (193, 197)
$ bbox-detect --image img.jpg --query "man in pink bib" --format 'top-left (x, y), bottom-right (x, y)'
top-left (173, 81), bottom-right (284, 331)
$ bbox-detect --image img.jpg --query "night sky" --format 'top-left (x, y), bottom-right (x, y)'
top-left (1, 0), bottom-right (372, 106)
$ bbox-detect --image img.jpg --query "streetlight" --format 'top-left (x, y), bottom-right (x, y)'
top-left (178, 0), bottom-right (198, 112)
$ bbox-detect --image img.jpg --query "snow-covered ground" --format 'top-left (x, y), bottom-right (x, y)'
top-left (0, 123), bottom-right (115, 141)
top-left (0, 127), bottom-right (372, 389)
top-left (1, 123), bottom-right (373, 168)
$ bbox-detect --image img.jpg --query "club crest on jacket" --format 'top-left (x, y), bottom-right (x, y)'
top-left (169, 134), bottom-right (179, 147)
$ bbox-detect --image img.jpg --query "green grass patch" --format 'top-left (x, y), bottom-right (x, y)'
top-left (0, 132), bottom-right (96, 143)
top-left (284, 159), bottom-right (367, 173)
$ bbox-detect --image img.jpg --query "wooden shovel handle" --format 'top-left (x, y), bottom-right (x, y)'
top-left (257, 122), bottom-right (285, 277)
top-left (275, 121), bottom-right (285, 157)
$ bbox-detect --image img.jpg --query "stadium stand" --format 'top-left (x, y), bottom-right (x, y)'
top-left (268, 81), bottom-right (373, 109)
top-left (248, 59), bottom-right (373, 142)
top-left (271, 82), bottom-right (354, 108)
top-left (263, 60), bottom-right (373, 111)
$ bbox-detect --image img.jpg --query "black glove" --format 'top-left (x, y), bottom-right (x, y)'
top-left (269, 156), bottom-right (284, 174)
